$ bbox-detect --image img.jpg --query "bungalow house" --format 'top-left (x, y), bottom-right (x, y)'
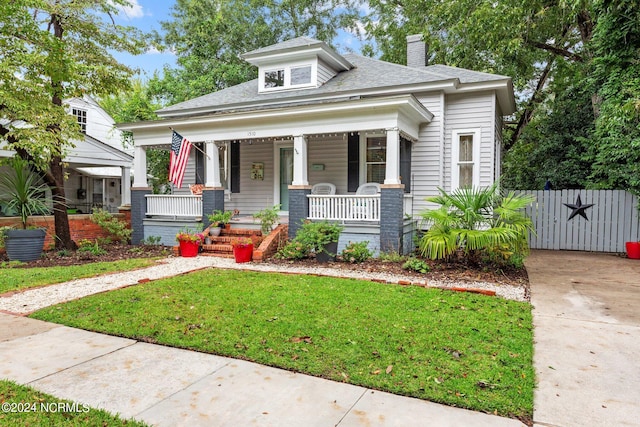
top-left (0, 95), bottom-right (132, 215)
top-left (120, 35), bottom-right (515, 254)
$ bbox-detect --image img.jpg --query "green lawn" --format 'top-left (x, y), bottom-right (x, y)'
top-left (31, 268), bottom-right (534, 420)
top-left (0, 379), bottom-right (148, 426)
top-left (0, 259), bottom-right (157, 294)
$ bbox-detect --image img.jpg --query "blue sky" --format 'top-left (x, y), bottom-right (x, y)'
top-left (111, 0), bottom-right (365, 79)
top-left (111, 0), bottom-right (177, 78)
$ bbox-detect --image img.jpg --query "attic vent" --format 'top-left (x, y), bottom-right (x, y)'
top-left (406, 34), bottom-right (427, 68)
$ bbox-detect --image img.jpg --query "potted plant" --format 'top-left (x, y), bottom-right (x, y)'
top-left (0, 157), bottom-right (51, 262)
top-left (253, 204), bottom-right (280, 235)
top-left (626, 241), bottom-right (640, 259)
top-left (231, 236), bottom-right (253, 263)
top-left (175, 228), bottom-right (205, 257)
top-left (297, 220), bottom-right (343, 263)
top-left (207, 210), bottom-right (233, 236)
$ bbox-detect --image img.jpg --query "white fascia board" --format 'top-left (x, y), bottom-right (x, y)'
top-left (124, 95), bottom-right (432, 145)
top-left (451, 79), bottom-right (516, 115)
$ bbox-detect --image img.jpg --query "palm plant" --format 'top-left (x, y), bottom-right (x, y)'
top-left (418, 184), bottom-right (535, 263)
top-left (0, 157), bottom-right (51, 229)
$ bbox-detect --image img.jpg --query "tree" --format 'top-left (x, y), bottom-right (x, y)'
top-left (587, 0), bottom-right (640, 195)
top-left (148, 0), bottom-right (362, 105)
top-left (0, 1), bottom-right (146, 249)
top-left (363, 0), bottom-right (595, 149)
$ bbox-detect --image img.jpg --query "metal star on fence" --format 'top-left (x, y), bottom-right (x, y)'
top-left (563, 194), bottom-right (595, 221)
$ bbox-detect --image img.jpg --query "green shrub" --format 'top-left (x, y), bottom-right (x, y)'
top-left (253, 204), bottom-right (280, 235)
top-left (341, 241), bottom-right (372, 263)
top-left (378, 251), bottom-right (406, 263)
top-left (402, 257), bottom-right (430, 273)
top-left (141, 235), bottom-right (162, 245)
top-left (275, 221), bottom-right (343, 260)
top-left (275, 240), bottom-right (311, 260)
top-left (90, 208), bottom-right (132, 244)
top-left (418, 184), bottom-right (534, 264)
top-left (77, 239), bottom-right (107, 256)
top-left (296, 220), bottom-right (343, 255)
top-left (207, 209), bottom-right (233, 226)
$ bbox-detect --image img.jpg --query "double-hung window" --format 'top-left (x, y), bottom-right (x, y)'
top-left (72, 108), bottom-right (87, 133)
top-left (451, 129), bottom-right (480, 189)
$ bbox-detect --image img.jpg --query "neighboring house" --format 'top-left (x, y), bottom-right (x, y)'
top-left (0, 95), bottom-right (132, 215)
top-left (121, 35), bottom-right (515, 253)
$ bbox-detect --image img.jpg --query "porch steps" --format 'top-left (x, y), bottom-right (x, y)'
top-left (201, 227), bottom-right (263, 258)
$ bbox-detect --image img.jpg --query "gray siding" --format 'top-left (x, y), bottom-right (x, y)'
top-left (226, 142), bottom-right (274, 213)
top-left (412, 92), bottom-right (444, 216)
top-left (494, 102), bottom-right (503, 181)
top-left (172, 150), bottom-right (197, 194)
top-left (308, 136), bottom-right (348, 193)
top-left (444, 91), bottom-right (496, 191)
top-left (317, 59), bottom-right (336, 86)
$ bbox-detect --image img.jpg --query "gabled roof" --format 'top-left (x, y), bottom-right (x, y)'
top-left (156, 38), bottom-right (516, 118)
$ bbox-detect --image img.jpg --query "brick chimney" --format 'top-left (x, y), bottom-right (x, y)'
top-left (406, 34), bottom-right (427, 68)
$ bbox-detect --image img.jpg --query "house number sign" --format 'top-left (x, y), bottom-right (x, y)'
top-left (251, 162), bottom-right (264, 180)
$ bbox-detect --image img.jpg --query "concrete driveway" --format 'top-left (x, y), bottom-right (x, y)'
top-left (525, 250), bottom-right (640, 427)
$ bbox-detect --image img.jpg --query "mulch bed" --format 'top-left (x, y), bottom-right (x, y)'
top-left (1, 244), bottom-right (529, 291)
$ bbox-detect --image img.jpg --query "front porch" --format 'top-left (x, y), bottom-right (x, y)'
top-left (125, 95), bottom-right (432, 255)
top-left (140, 191), bottom-right (415, 256)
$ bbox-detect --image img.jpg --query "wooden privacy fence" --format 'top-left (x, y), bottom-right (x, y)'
top-left (518, 190), bottom-right (640, 253)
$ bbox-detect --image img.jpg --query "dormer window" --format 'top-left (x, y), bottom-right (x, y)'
top-left (265, 69), bottom-right (285, 88)
top-left (260, 63), bottom-right (314, 92)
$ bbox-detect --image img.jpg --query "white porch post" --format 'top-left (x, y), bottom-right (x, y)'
top-left (384, 127), bottom-right (401, 185)
top-left (133, 145), bottom-right (148, 188)
top-left (205, 141), bottom-right (222, 188)
top-left (292, 134), bottom-right (309, 186)
top-left (120, 166), bottom-right (131, 206)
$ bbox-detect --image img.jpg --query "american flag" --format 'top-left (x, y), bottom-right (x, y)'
top-left (169, 130), bottom-right (192, 188)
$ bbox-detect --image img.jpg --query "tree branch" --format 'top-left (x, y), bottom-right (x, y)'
top-left (527, 40), bottom-right (584, 62)
top-left (506, 59), bottom-right (555, 150)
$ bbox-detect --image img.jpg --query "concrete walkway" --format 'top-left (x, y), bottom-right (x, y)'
top-left (526, 250), bottom-right (640, 427)
top-left (0, 313), bottom-right (522, 426)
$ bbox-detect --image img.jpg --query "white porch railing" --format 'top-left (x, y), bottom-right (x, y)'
top-left (307, 195), bottom-right (381, 221)
top-left (146, 195), bottom-right (202, 218)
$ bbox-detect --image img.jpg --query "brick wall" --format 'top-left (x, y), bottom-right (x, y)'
top-left (0, 211), bottom-right (131, 250)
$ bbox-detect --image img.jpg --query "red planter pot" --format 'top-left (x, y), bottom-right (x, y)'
top-left (179, 240), bottom-right (199, 257)
top-left (626, 242), bottom-right (640, 259)
top-left (233, 244), bottom-right (253, 263)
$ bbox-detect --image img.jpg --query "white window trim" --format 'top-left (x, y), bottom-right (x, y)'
top-left (273, 140), bottom-right (294, 212)
top-left (451, 128), bottom-right (481, 190)
top-left (359, 132), bottom-right (386, 185)
top-left (259, 60), bottom-right (317, 92)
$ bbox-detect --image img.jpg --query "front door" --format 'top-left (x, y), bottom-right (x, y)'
top-left (279, 147), bottom-right (294, 211)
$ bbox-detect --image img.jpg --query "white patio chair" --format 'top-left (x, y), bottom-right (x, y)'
top-left (311, 182), bottom-right (336, 195)
top-left (355, 183), bottom-right (381, 195)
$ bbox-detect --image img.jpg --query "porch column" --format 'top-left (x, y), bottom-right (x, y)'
top-left (131, 145), bottom-right (150, 244)
top-left (292, 134), bottom-right (309, 186)
top-left (133, 145), bottom-right (148, 188)
top-left (288, 186), bottom-right (311, 239)
top-left (120, 166), bottom-right (131, 206)
top-left (384, 127), bottom-right (401, 185)
top-left (380, 185), bottom-right (405, 254)
top-left (203, 141), bottom-right (224, 227)
top-left (204, 141), bottom-right (222, 188)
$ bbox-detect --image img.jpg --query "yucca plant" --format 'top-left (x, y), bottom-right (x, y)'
top-left (418, 184), bottom-right (535, 263)
top-left (0, 157), bottom-right (51, 229)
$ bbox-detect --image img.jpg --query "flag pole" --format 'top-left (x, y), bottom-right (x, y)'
top-left (169, 127), bottom-right (211, 159)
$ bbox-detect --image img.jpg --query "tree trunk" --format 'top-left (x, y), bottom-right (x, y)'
top-left (49, 156), bottom-right (74, 250)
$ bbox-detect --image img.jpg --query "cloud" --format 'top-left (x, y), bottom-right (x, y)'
top-left (110, 0), bottom-right (145, 19)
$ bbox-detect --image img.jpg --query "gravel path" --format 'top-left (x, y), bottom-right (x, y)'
top-left (0, 256), bottom-right (527, 315)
